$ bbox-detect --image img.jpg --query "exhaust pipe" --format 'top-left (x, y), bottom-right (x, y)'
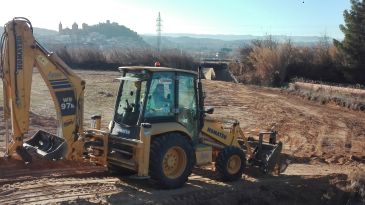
top-left (91, 115), bottom-right (102, 130)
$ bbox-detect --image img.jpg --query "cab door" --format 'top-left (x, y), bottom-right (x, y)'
top-left (144, 72), bottom-right (176, 122)
top-left (177, 73), bottom-right (198, 142)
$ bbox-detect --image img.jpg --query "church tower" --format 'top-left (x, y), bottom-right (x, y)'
top-left (59, 22), bottom-right (63, 33)
top-left (72, 22), bottom-right (78, 31)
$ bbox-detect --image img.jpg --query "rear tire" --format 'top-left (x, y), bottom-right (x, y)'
top-left (149, 133), bottom-right (194, 189)
top-left (215, 146), bottom-right (246, 181)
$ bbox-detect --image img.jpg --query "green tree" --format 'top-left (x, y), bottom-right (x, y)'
top-left (334, 0), bottom-right (365, 68)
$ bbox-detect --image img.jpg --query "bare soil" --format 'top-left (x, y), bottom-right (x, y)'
top-left (0, 70), bottom-right (364, 204)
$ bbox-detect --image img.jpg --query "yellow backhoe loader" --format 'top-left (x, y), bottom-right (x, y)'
top-left (1, 18), bottom-right (282, 189)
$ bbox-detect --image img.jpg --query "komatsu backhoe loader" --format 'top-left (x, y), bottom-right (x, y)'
top-left (1, 18), bottom-right (282, 189)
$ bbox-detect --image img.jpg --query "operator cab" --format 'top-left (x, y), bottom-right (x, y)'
top-left (110, 67), bottom-right (199, 140)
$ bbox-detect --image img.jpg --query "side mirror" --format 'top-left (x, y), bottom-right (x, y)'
top-left (108, 120), bottom-right (113, 131)
top-left (204, 107), bottom-right (214, 114)
top-left (141, 123), bottom-right (152, 129)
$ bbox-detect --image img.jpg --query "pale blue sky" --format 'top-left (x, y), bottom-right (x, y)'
top-left (0, 0), bottom-right (351, 38)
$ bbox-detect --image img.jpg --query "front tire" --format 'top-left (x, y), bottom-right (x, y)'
top-left (215, 146), bottom-right (246, 181)
top-left (149, 133), bottom-right (194, 189)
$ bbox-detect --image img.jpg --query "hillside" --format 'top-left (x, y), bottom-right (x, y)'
top-left (143, 35), bottom-right (244, 52)
top-left (0, 22), bottom-right (148, 49)
top-left (1, 24), bottom-right (325, 52)
top-left (33, 27), bottom-right (58, 36)
top-left (0, 26), bottom-right (57, 37)
top-left (142, 33), bottom-right (325, 51)
top-left (161, 33), bottom-right (325, 43)
top-left (82, 22), bottom-right (141, 39)
top-left (53, 21), bottom-right (148, 49)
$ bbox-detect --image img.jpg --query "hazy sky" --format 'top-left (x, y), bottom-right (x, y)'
top-left (0, 0), bottom-right (351, 38)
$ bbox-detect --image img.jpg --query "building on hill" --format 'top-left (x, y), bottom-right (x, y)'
top-left (54, 20), bottom-right (148, 49)
top-left (72, 22), bottom-right (78, 31)
top-left (82, 23), bottom-right (89, 30)
top-left (59, 22), bottom-right (62, 33)
top-left (58, 22), bottom-right (80, 35)
top-left (59, 20), bottom-right (112, 35)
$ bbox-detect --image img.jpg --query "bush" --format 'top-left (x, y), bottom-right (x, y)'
top-left (52, 46), bottom-right (197, 71)
top-left (230, 35), bottom-right (364, 86)
top-left (231, 37), bottom-right (295, 86)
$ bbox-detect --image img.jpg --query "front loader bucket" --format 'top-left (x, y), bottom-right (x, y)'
top-left (24, 130), bottom-right (67, 160)
top-left (249, 141), bottom-right (283, 174)
top-left (261, 142), bottom-right (283, 174)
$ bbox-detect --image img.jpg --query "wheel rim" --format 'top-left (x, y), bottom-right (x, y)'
top-left (162, 146), bottom-right (187, 179)
top-left (226, 155), bottom-right (241, 175)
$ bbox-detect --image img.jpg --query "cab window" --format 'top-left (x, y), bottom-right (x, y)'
top-left (145, 72), bottom-right (175, 118)
top-left (177, 74), bottom-right (197, 136)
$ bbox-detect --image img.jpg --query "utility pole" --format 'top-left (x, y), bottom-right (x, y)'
top-left (156, 12), bottom-right (162, 57)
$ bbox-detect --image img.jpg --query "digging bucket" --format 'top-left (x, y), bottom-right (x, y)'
top-left (248, 140), bottom-right (283, 174)
top-left (24, 130), bottom-right (67, 160)
top-left (260, 141), bottom-right (283, 173)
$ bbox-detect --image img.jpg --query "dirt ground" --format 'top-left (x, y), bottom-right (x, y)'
top-left (0, 70), bottom-right (364, 204)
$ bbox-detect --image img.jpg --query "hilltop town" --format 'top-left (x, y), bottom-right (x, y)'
top-left (40, 20), bottom-right (148, 49)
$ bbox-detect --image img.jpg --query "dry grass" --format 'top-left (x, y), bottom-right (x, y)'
top-left (230, 38), bottom-right (290, 86)
top-left (288, 82), bottom-right (365, 111)
top-left (53, 47), bottom-right (197, 70)
top-left (294, 82), bottom-right (365, 96)
top-left (230, 36), bottom-right (362, 86)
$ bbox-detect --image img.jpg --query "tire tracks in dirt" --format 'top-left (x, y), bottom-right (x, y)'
top-left (0, 177), bottom-right (120, 204)
top-left (203, 80), bottom-right (365, 165)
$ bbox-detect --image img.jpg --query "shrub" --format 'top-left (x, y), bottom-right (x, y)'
top-left (52, 46), bottom-right (197, 71)
top-left (230, 35), bottom-right (361, 86)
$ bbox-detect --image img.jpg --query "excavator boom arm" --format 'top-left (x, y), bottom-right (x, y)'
top-left (1, 17), bottom-right (85, 160)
